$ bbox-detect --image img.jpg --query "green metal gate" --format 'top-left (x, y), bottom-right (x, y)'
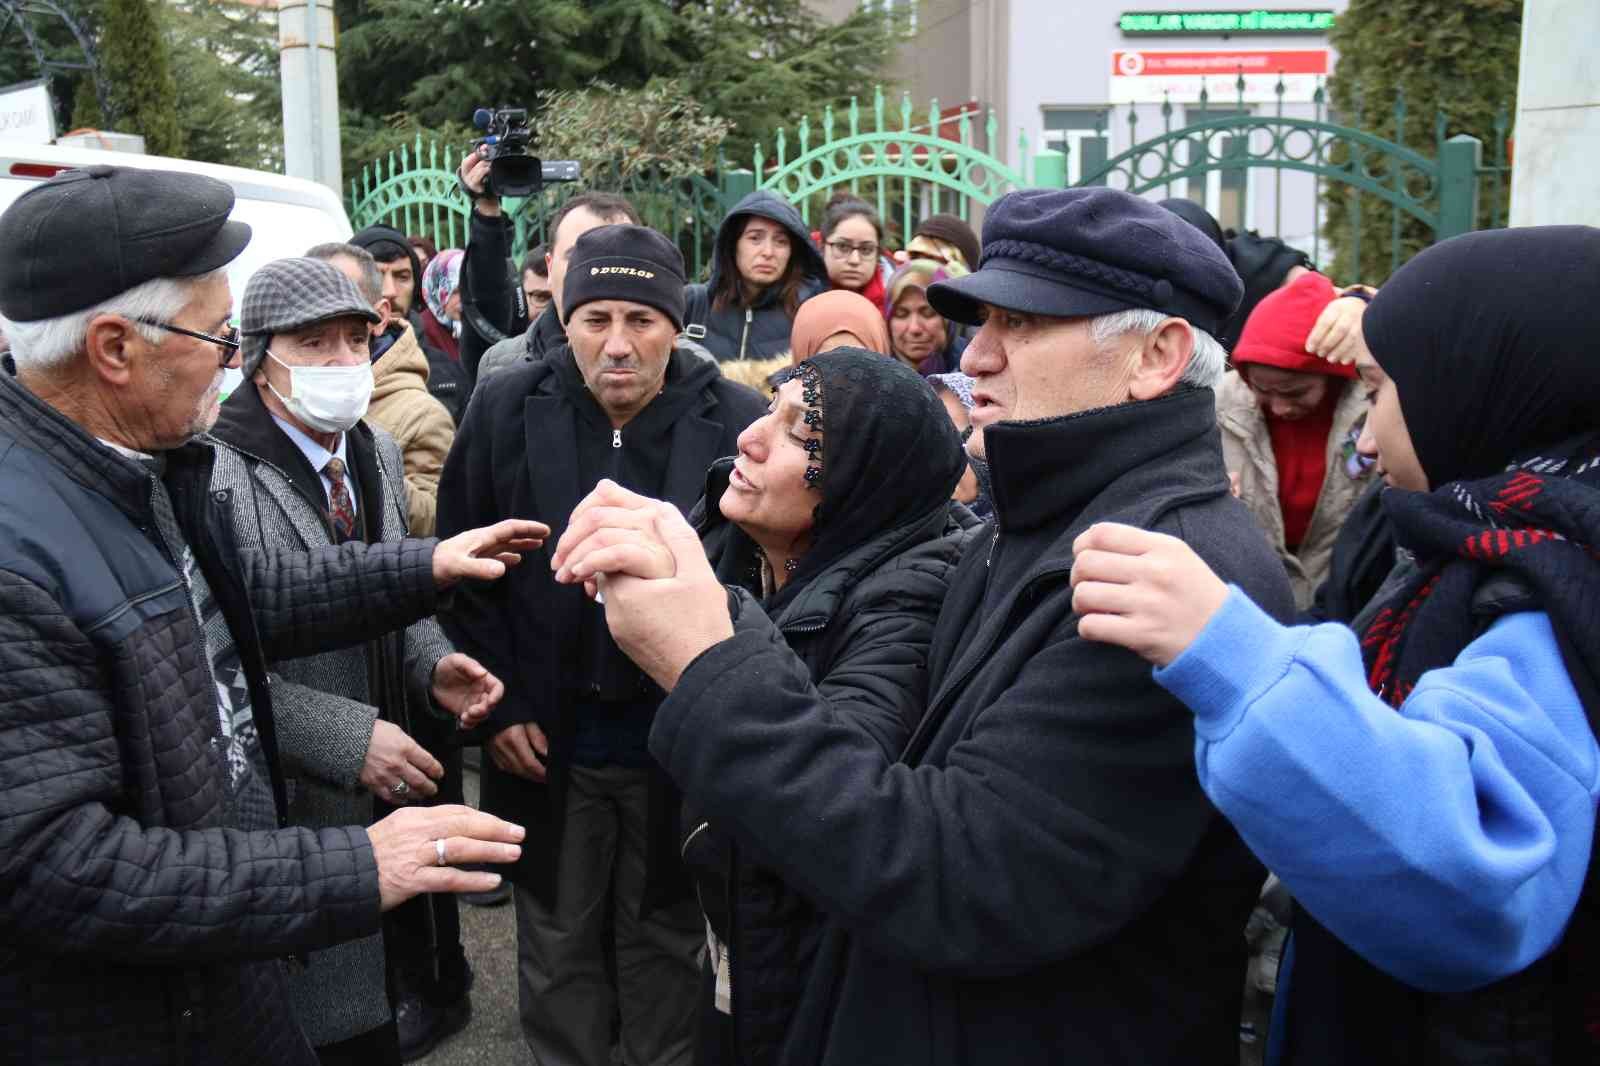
top-left (1068, 82), bottom-right (1512, 281)
top-left (741, 87), bottom-right (1051, 245)
top-left (348, 139), bottom-right (732, 278)
top-left (349, 84), bottom-right (1509, 287)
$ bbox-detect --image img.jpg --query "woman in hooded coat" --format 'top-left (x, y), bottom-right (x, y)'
top-left (685, 191), bottom-right (828, 363)
top-left (676, 348), bottom-right (980, 1066)
top-left (1070, 225), bottom-right (1600, 1065)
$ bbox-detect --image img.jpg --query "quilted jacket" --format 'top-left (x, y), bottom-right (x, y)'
top-left (0, 369), bottom-right (442, 1066)
top-left (210, 383), bottom-right (455, 1047)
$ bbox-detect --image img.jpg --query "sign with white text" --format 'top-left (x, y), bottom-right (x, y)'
top-left (1110, 48), bottom-right (1330, 104)
top-left (0, 81), bottom-right (56, 145)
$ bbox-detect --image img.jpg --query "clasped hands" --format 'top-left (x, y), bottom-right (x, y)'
top-left (549, 480), bottom-right (734, 692)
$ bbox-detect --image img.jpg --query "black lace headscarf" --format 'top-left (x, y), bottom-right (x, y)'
top-left (764, 347), bottom-right (965, 615)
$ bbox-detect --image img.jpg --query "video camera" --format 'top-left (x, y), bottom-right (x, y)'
top-left (472, 107), bottom-right (581, 199)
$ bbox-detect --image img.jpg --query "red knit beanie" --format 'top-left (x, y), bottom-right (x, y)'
top-left (1231, 270), bottom-right (1357, 379)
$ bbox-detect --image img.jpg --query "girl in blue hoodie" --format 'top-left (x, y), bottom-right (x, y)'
top-left (1070, 225), bottom-right (1600, 1065)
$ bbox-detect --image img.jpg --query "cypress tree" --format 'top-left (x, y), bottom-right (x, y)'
top-left (1322, 0), bottom-right (1519, 283)
top-left (99, 0), bottom-right (186, 156)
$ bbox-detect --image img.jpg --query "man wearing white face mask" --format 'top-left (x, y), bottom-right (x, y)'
top-left (211, 257), bottom-right (505, 1065)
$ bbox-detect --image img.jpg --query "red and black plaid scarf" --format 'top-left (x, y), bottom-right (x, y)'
top-left (1361, 432), bottom-right (1600, 712)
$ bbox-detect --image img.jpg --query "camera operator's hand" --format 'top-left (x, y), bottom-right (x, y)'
top-left (460, 147), bottom-right (501, 218)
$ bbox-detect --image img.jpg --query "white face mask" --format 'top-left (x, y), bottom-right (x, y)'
top-left (265, 350), bottom-right (373, 434)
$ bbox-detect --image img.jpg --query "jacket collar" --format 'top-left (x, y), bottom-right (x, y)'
top-left (985, 386), bottom-right (1222, 536)
top-left (210, 379), bottom-right (380, 530)
top-left (372, 320), bottom-right (430, 398)
top-left (0, 366), bottom-right (197, 526)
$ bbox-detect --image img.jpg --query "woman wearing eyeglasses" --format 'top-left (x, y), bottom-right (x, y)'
top-left (818, 199), bottom-right (892, 310)
top-left (1217, 270), bottom-right (1375, 610)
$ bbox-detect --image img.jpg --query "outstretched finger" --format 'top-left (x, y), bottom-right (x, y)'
top-left (423, 806), bottom-right (526, 845)
top-left (427, 835), bottom-right (522, 870)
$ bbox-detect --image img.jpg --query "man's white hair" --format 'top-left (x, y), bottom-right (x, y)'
top-left (2, 268), bottom-right (228, 373)
top-left (1088, 308), bottom-right (1227, 390)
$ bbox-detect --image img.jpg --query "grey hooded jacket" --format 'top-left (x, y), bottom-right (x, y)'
top-left (683, 190), bottom-right (828, 362)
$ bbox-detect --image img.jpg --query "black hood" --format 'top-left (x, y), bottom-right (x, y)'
top-left (707, 190), bottom-right (828, 304)
top-left (350, 224), bottom-right (423, 312)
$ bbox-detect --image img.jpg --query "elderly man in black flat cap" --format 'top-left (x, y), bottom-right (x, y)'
top-left (550, 186), bottom-right (1297, 1065)
top-left (0, 165), bottom-right (547, 1066)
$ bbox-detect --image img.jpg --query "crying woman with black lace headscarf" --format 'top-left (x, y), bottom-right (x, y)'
top-left (669, 347), bottom-right (981, 1065)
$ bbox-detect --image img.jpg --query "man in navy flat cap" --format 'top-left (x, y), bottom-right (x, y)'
top-left (551, 186), bottom-right (1298, 1065)
top-left (0, 165), bottom-right (547, 1066)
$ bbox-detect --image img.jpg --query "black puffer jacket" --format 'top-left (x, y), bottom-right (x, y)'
top-left (683, 459), bottom-right (980, 1066)
top-left (684, 190), bottom-right (827, 363)
top-left (0, 370), bottom-right (442, 1066)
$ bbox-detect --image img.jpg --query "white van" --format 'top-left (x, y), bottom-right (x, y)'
top-left (0, 142), bottom-right (353, 388)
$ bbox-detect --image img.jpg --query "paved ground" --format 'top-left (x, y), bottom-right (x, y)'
top-left (416, 759), bottom-right (535, 1066)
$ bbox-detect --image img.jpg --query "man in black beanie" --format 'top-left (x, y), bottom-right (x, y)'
top-left (551, 186), bottom-right (1297, 1065)
top-left (436, 224), bottom-right (766, 1066)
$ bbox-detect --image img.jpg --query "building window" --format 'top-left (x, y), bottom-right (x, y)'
top-left (1042, 108), bottom-right (1110, 184)
top-left (1182, 107), bottom-right (1251, 232)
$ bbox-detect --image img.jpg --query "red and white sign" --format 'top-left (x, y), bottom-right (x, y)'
top-left (1110, 48), bottom-right (1330, 104)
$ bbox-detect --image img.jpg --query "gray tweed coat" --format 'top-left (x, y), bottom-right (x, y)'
top-left (208, 384), bottom-right (454, 1047)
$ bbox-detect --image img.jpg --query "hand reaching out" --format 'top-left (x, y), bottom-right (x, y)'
top-left (1070, 522), bottom-right (1230, 668)
top-left (432, 652), bottom-right (504, 730)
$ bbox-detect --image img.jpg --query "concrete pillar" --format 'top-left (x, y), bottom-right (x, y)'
top-left (279, 0), bottom-right (342, 195)
top-left (1509, 0), bottom-right (1600, 227)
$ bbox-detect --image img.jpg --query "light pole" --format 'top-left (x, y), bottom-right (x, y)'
top-left (279, 0), bottom-right (341, 194)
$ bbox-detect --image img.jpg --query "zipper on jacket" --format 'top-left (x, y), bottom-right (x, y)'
top-left (738, 308), bottom-right (752, 360)
top-left (612, 428), bottom-right (622, 449)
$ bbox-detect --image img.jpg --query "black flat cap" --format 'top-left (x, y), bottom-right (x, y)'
top-left (0, 165), bottom-right (252, 322)
top-left (928, 187), bottom-right (1243, 337)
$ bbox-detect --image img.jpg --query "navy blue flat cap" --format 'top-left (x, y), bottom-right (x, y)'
top-left (0, 166), bottom-right (251, 322)
top-left (928, 187), bottom-right (1243, 337)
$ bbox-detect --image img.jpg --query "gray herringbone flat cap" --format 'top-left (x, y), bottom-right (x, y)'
top-left (238, 256), bottom-right (379, 377)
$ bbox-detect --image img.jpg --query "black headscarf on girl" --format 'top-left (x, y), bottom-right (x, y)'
top-left (1364, 226), bottom-right (1600, 489)
top-left (1358, 225), bottom-right (1600, 706)
top-left (1296, 225), bottom-right (1600, 1058)
top-left (765, 347), bottom-right (965, 615)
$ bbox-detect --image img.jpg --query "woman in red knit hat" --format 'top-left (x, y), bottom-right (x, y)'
top-left (1218, 270), bottom-right (1377, 608)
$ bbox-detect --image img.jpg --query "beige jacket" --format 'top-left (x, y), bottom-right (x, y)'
top-left (1216, 372), bottom-right (1373, 609)
top-left (718, 352), bottom-right (792, 393)
top-left (368, 321), bottom-right (455, 535)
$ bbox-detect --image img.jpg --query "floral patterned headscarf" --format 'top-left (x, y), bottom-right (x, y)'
top-left (422, 248), bottom-right (464, 334)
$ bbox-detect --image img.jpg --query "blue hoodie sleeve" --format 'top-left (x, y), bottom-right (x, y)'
top-left (1154, 587), bottom-right (1600, 993)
